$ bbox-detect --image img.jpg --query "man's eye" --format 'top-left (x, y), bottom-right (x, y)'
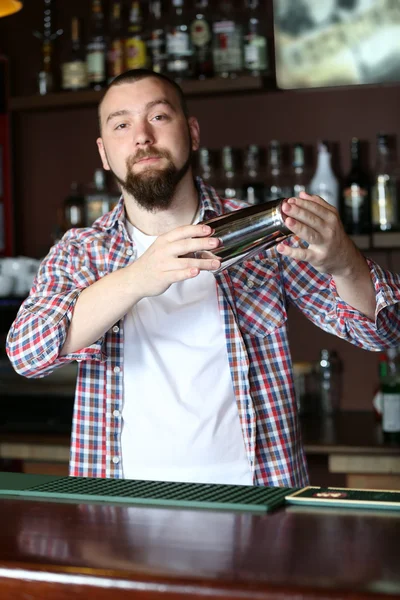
top-left (115, 123), bottom-right (128, 130)
top-left (152, 114), bottom-right (168, 121)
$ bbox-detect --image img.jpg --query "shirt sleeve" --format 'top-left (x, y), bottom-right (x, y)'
top-left (279, 239), bottom-right (400, 351)
top-left (6, 231), bottom-right (107, 378)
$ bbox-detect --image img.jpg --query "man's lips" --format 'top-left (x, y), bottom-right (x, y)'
top-left (135, 156), bottom-right (163, 165)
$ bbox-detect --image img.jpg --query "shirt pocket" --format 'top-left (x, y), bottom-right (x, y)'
top-left (228, 256), bottom-right (287, 338)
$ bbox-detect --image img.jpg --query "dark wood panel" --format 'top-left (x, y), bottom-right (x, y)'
top-left (9, 76), bottom-right (268, 111)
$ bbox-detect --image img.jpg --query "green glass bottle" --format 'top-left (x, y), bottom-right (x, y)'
top-left (381, 348), bottom-right (400, 444)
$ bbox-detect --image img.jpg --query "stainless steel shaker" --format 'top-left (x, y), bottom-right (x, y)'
top-left (196, 198), bottom-right (292, 273)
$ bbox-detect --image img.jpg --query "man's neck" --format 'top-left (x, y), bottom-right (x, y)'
top-left (123, 174), bottom-right (199, 236)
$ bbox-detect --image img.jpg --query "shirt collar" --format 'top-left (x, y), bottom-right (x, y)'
top-left (95, 176), bottom-right (223, 232)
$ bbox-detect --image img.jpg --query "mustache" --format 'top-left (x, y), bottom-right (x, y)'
top-left (128, 148), bottom-right (172, 167)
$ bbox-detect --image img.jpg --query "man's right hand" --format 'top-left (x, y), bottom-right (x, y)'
top-left (128, 223), bottom-right (221, 299)
top-left (60, 225), bottom-right (220, 356)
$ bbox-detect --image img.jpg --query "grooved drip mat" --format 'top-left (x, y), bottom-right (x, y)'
top-left (0, 472), bottom-right (292, 513)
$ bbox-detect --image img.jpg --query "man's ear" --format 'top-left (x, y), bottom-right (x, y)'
top-left (188, 117), bottom-right (200, 152)
top-left (96, 138), bottom-right (111, 171)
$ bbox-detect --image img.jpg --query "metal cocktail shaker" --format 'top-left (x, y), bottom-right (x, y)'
top-left (196, 198), bottom-right (292, 273)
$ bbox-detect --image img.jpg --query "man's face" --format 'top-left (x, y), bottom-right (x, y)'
top-left (97, 77), bottom-right (200, 212)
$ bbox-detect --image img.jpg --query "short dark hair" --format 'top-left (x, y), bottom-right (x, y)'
top-left (98, 69), bottom-right (189, 130)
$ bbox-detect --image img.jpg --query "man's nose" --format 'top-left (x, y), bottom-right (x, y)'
top-left (134, 122), bottom-right (155, 147)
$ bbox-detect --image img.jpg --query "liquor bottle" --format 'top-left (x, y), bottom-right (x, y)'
top-left (372, 352), bottom-right (387, 422)
top-left (63, 182), bottom-right (85, 230)
top-left (212, 0), bottom-right (243, 78)
top-left (242, 145), bottom-right (265, 205)
top-left (190, 0), bottom-right (214, 80)
top-left (38, 39), bottom-right (55, 95)
top-left (148, 0), bottom-right (166, 74)
top-left (371, 133), bottom-right (398, 232)
top-left (341, 137), bottom-right (371, 235)
top-left (166, 0), bottom-right (194, 80)
top-left (61, 17), bottom-right (88, 91)
top-left (218, 146), bottom-right (242, 200)
top-left (34, 0), bottom-right (63, 95)
top-left (197, 147), bottom-right (215, 186)
top-left (108, 0), bottom-right (125, 82)
top-left (86, 0), bottom-right (107, 90)
top-left (318, 349), bottom-right (342, 414)
top-left (85, 170), bottom-right (111, 225)
top-left (243, 0), bottom-right (268, 76)
top-left (125, 1), bottom-right (148, 70)
top-left (381, 347), bottom-right (400, 444)
top-left (309, 141), bottom-right (339, 210)
top-left (265, 140), bottom-right (290, 201)
top-left (291, 143), bottom-right (308, 197)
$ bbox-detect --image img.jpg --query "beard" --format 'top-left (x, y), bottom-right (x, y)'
top-left (108, 145), bottom-right (193, 213)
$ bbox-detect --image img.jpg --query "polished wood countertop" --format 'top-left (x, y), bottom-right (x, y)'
top-left (1, 491), bottom-right (400, 599)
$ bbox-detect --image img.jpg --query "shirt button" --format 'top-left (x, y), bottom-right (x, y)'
top-left (113, 410), bottom-right (121, 417)
top-left (112, 325), bottom-right (119, 333)
top-left (112, 456), bottom-right (120, 464)
top-left (126, 248), bottom-right (133, 256)
top-left (113, 366), bottom-right (121, 374)
top-left (247, 279), bottom-right (254, 288)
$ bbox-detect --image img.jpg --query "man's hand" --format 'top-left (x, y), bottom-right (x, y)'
top-left (277, 191), bottom-right (360, 277)
top-left (128, 223), bottom-right (221, 299)
top-left (277, 191), bottom-right (376, 320)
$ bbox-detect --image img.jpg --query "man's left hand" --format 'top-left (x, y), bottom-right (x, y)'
top-left (276, 191), bottom-right (361, 277)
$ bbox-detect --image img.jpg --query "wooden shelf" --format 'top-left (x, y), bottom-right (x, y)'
top-left (372, 231), bottom-right (400, 249)
top-left (9, 75), bottom-right (272, 112)
top-left (349, 235), bottom-right (371, 250)
top-left (348, 233), bottom-right (400, 251)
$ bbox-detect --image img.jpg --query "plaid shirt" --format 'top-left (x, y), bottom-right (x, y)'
top-left (6, 178), bottom-right (400, 486)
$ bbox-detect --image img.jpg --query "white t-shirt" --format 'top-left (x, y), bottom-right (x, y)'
top-left (121, 219), bottom-right (252, 485)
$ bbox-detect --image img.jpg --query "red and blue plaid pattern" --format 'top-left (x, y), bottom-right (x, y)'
top-left (7, 178), bottom-right (400, 485)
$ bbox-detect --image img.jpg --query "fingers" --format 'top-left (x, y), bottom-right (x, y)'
top-left (276, 241), bottom-right (309, 262)
top-left (164, 223), bottom-right (214, 243)
top-left (174, 235), bottom-right (220, 258)
top-left (169, 256), bottom-right (221, 273)
top-left (298, 191), bottom-right (337, 214)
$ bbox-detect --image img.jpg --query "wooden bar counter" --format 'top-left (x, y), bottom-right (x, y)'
top-left (1, 489), bottom-right (400, 600)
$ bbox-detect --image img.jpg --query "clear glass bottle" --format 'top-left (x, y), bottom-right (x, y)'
top-left (190, 0), bottom-right (214, 79)
top-left (108, 0), bottom-right (125, 82)
top-left (381, 347), bottom-right (400, 444)
top-left (38, 38), bottom-right (55, 95)
top-left (85, 170), bottom-right (111, 225)
top-left (35, 0), bottom-right (62, 95)
top-left (148, 0), bottom-right (166, 74)
top-left (125, 1), bottom-right (148, 70)
top-left (212, 0), bottom-right (243, 78)
top-left (61, 17), bottom-right (88, 91)
top-left (63, 182), bottom-right (85, 230)
top-left (243, 0), bottom-right (268, 76)
top-left (219, 146), bottom-right (242, 200)
top-left (371, 133), bottom-right (398, 232)
top-left (291, 143), bottom-right (308, 197)
top-left (197, 147), bottom-right (215, 186)
top-left (318, 349), bottom-right (342, 415)
top-left (86, 0), bottom-right (107, 90)
top-left (342, 137), bottom-right (371, 235)
top-left (309, 141), bottom-right (339, 210)
top-left (265, 140), bottom-right (290, 201)
top-left (242, 144), bottom-right (265, 205)
top-left (166, 0), bottom-right (194, 80)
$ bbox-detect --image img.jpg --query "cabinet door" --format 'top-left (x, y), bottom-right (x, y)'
top-left (0, 56), bottom-right (13, 257)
